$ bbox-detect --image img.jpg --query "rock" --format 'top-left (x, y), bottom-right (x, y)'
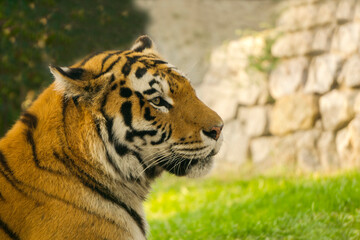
top-left (336, 0), bottom-right (356, 23)
top-left (202, 45), bottom-right (229, 84)
top-left (276, 7), bottom-right (296, 31)
top-left (227, 36), bottom-right (265, 74)
top-left (250, 135), bottom-right (297, 169)
top-left (272, 30), bottom-right (314, 58)
top-left (312, 25), bottom-right (336, 54)
top-left (204, 35), bottom-right (267, 85)
top-left (331, 22), bottom-right (360, 56)
top-left (234, 69), bottom-right (268, 106)
top-left (214, 120), bottom-right (249, 168)
top-left (238, 106), bottom-right (270, 138)
top-left (286, 0), bottom-right (322, 7)
top-left (316, 1), bottom-right (338, 25)
top-left (269, 93), bottom-right (319, 136)
top-left (335, 116), bottom-right (360, 169)
top-left (338, 54), bottom-right (360, 87)
top-left (196, 82), bottom-right (238, 122)
top-left (335, 126), bottom-right (352, 168)
top-left (250, 136), bottom-right (278, 165)
top-left (304, 54), bottom-right (343, 94)
top-left (277, 4), bottom-right (317, 31)
top-left (319, 89), bottom-right (358, 131)
top-left (318, 131), bottom-right (340, 170)
top-left (269, 57), bottom-right (309, 99)
top-left (347, 116), bottom-right (360, 167)
top-left (354, 1), bottom-right (360, 20)
top-left (295, 129), bottom-right (321, 171)
top-left (354, 93), bottom-right (360, 114)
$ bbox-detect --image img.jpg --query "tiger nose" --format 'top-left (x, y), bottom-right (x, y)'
top-left (202, 125), bottom-right (223, 141)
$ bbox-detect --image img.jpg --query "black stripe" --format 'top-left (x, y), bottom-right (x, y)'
top-left (80, 51), bottom-right (103, 66)
top-left (25, 130), bottom-right (64, 175)
top-left (111, 84), bottom-right (118, 91)
top-left (120, 101), bottom-right (133, 127)
top-left (143, 88), bottom-right (157, 95)
top-left (172, 140), bottom-right (202, 145)
top-left (61, 95), bottom-right (145, 232)
top-left (165, 125), bottom-right (172, 141)
top-left (0, 218), bottom-right (20, 240)
top-left (148, 79), bottom-right (157, 87)
top-left (0, 151), bottom-right (14, 177)
top-left (0, 169), bottom-right (25, 199)
top-left (0, 191), bottom-right (4, 201)
top-left (94, 120), bottom-right (144, 185)
top-left (114, 143), bottom-right (129, 156)
top-left (0, 151), bottom-right (33, 201)
top-left (100, 52), bottom-right (119, 73)
top-left (20, 112), bottom-right (38, 129)
top-left (151, 132), bottom-right (166, 145)
top-left (144, 107), bottom-right (155, 121)
top-left (98, 94), bottom-right (131, 177)
top-left (109, 74), bottom-right (116, 84)
top-left (135, 67), bottom-right (147, 79)
top-left (55, 151), bottom-right (146, 235)
top-left (105, 118), bottom-right (114, 143)
top-left (93, 120), bottom-right (126, 178)
top-left (125, 130), bottom-right (157, 142)
top-left (72, 96), bottom-right (80, 107)
top-left (152, 60), bottom-right (167, 65)
top-left (0, 150), bottom-right (120, 231)
top-left (62, 98), bottom-right (144, 192)
top-left (120, 88), bottom-right (133, 98)
top-left (121, 57), bottom-right (138, 77)
top-left (95, 56), bottom-right (122, 78)
top-left (100, 92), bottom-right (110, 118)
top-left (130, 151), bottom-right (158, 179)
top-left (134, 92), bottom-right (145, 109)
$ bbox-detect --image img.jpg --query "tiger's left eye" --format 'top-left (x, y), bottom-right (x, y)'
top-left (150, 97), bottom-right (161, 106)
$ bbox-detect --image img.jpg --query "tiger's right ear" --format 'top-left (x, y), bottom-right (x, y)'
top-left (49, 65), bottom-right (92, 96)
top-left (131, 35), bottom-right (157, 53)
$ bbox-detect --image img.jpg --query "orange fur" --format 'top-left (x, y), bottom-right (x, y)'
top-left (0, 36), bottom-right (223, 239)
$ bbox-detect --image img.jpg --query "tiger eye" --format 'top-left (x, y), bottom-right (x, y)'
top-left (151, 97), bottom-right (161, 105)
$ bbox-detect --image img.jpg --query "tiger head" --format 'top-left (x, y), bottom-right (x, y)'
top-left (50, 36), bottom-right (223, 179)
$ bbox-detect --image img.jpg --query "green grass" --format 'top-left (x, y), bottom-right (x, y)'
top-left (145, 172), bottom-right (360, 240)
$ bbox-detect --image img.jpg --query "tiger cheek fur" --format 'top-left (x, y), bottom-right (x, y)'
top-left (0, 35), bottom-right (223, 240)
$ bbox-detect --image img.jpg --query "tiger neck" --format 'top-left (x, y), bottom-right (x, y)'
top-left (28, 84), bottom-right (154, 200)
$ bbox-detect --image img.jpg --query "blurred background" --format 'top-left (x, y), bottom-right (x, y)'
top-left (2, 0), bottom-right (360, 239)
top-left (0, 0), bottom-right (281, 136)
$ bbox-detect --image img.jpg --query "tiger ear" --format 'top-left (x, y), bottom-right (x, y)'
top-left (49, 65), bottom-right (92, 96)
top-left (50, 65), bottom-right (86, 81)
top-left (131, 35), bottom-right (156, 53)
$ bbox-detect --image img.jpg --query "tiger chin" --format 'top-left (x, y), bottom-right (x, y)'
top-left (0, 36), bottom-right (223, 240)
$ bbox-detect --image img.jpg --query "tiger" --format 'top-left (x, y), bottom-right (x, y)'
top-left (0, 35), bottom-right (223, 240)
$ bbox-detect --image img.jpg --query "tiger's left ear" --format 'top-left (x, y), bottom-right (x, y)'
top-left (49, 65), bottom-right (95, 97)
top-left (131, 35), bottom-right (156, 53)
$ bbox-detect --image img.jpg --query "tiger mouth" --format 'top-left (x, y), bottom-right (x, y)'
top-left (157, 151), bottom-right (215, 176)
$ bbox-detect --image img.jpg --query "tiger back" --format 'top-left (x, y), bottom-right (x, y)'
top-left (0, 36), bottom-right (223, 240)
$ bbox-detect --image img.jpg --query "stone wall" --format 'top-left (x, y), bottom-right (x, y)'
top-left (135, 0), bottom-right (282, 84)
top-left (198, 0), bottom-right (360, 172)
